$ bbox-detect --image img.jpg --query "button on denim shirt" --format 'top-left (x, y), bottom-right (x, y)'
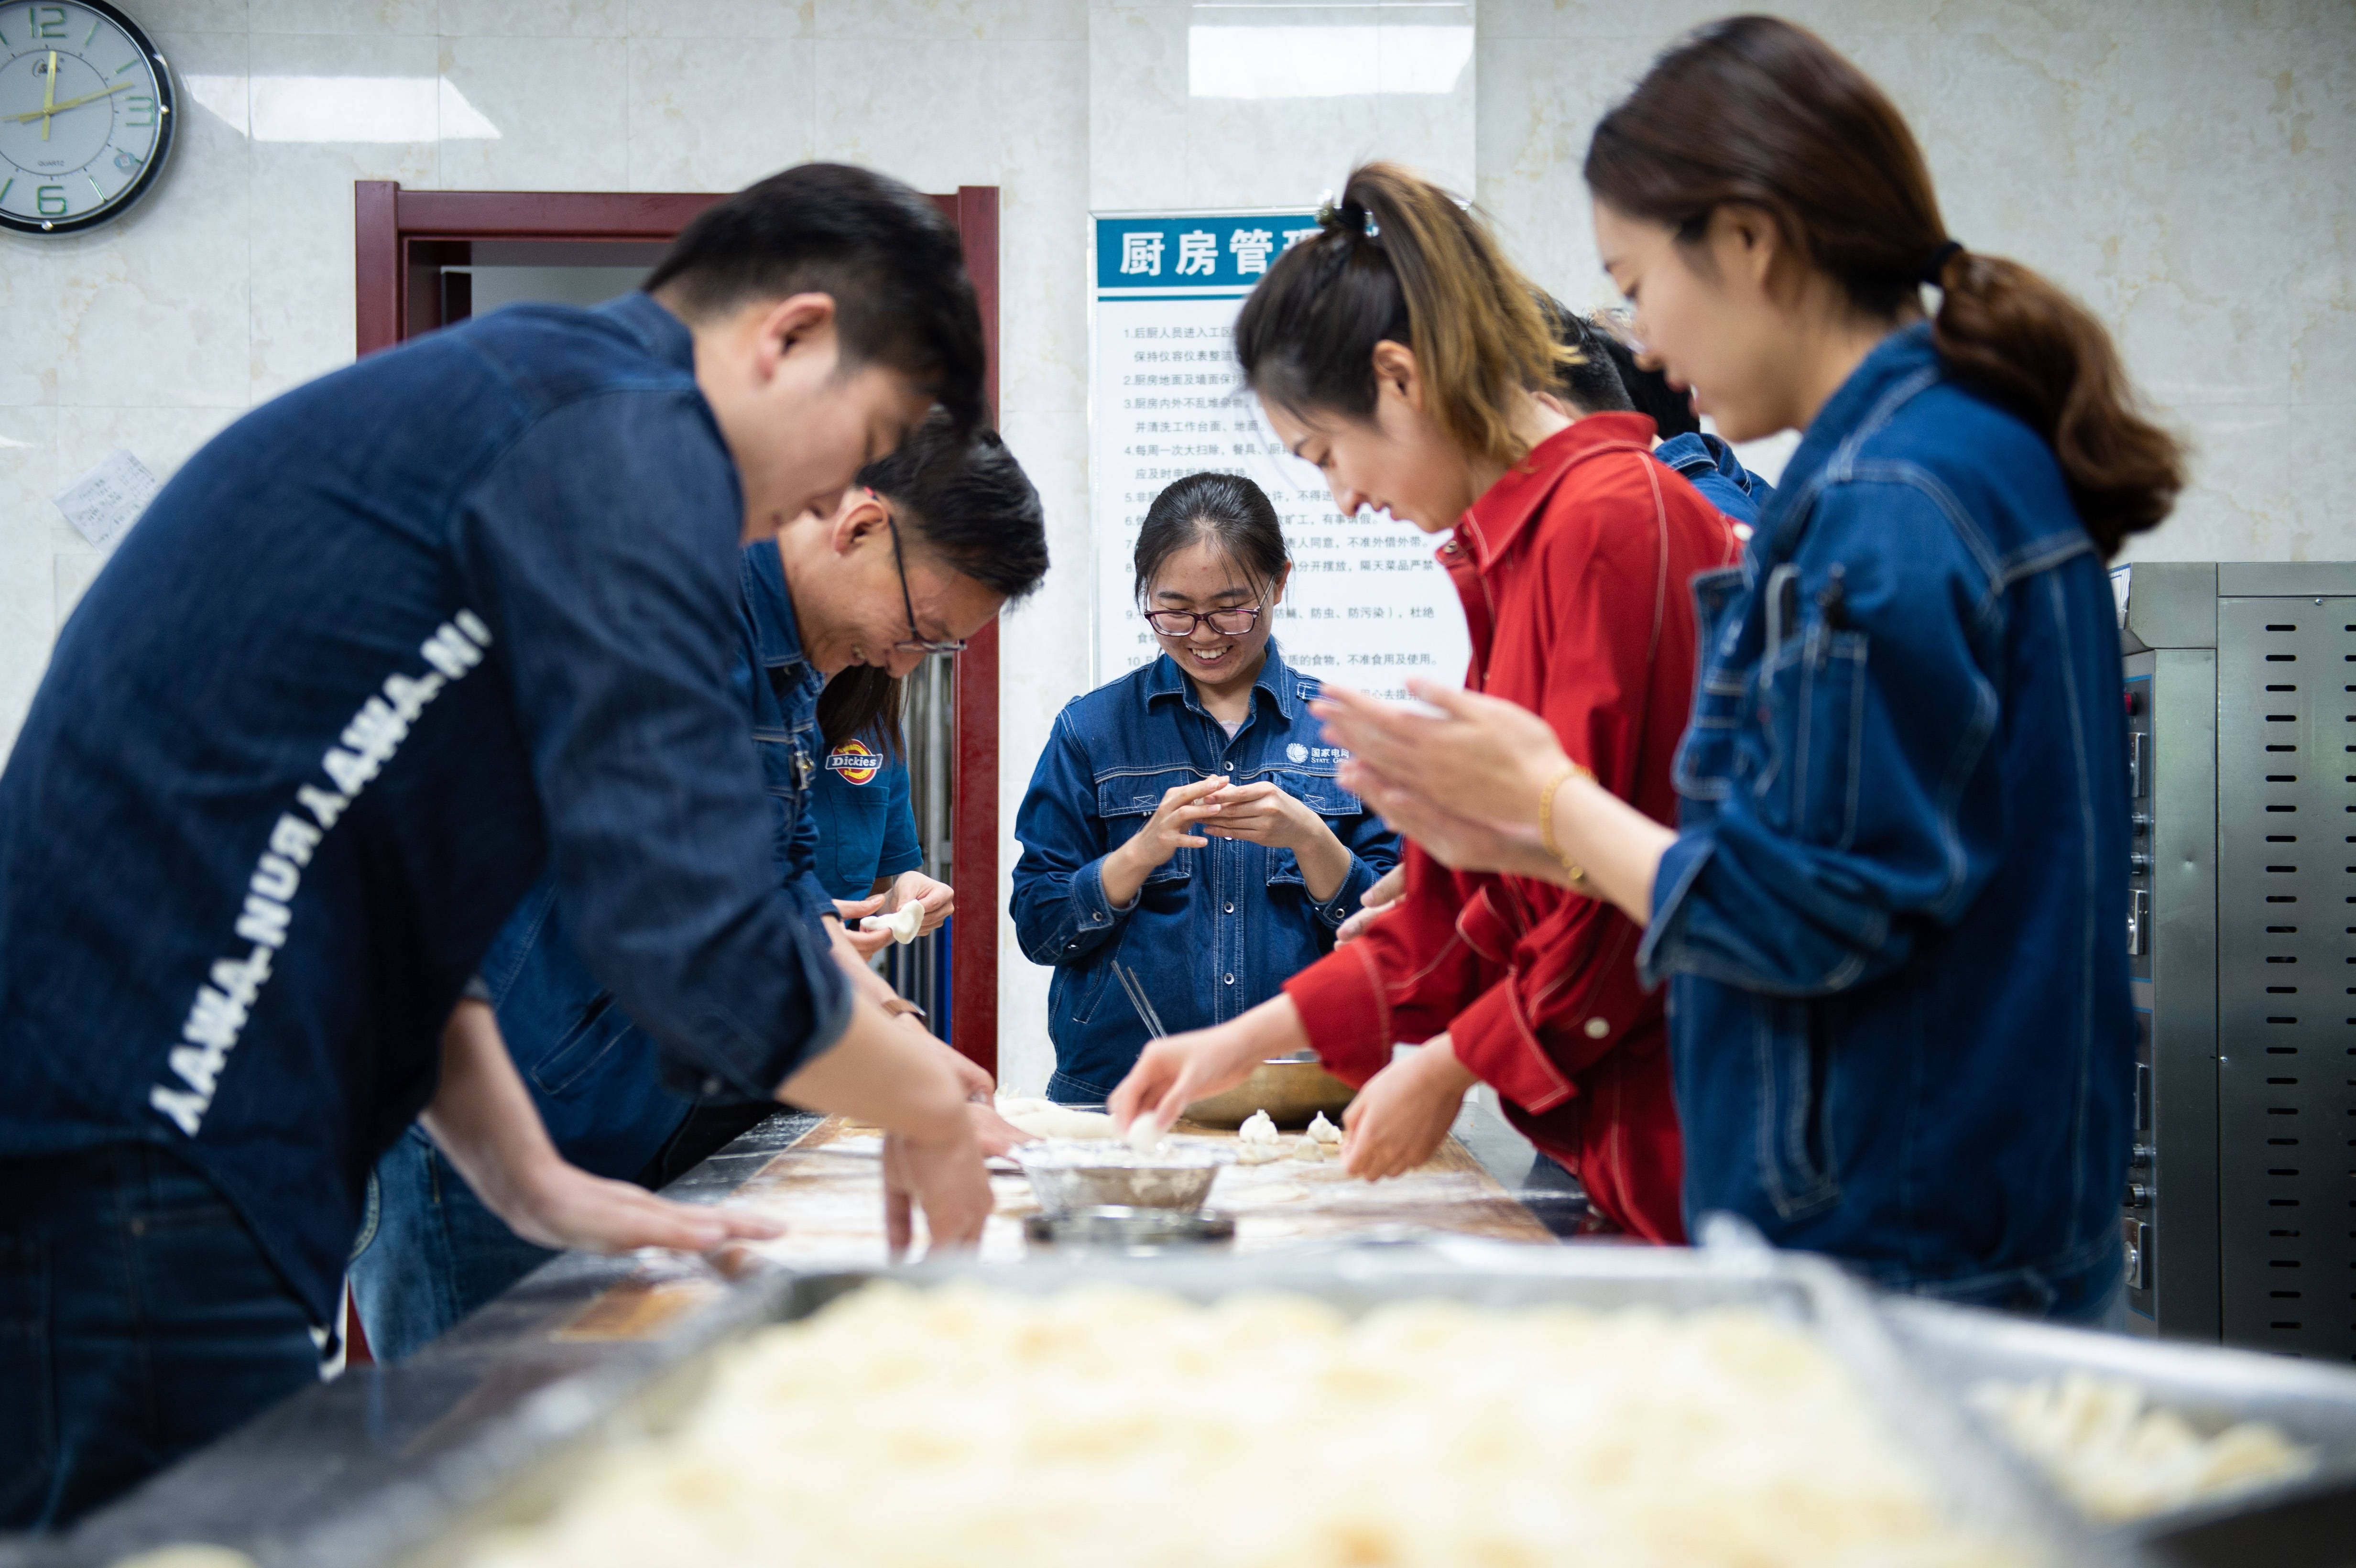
top-left (0, 294), bottom-right (849, 1323)
top-left (1013, 645), bottom-right (1401, 1102)
top-left (464, 539), bottom-right (835, 1182)
top-left (1638, 324), bottom-right (2134, 1318)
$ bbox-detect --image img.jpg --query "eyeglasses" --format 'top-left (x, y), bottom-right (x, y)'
top-left (886, 512), bottom-right (968, 655)
top-left (1140, 605), bottom-right (1264, 637)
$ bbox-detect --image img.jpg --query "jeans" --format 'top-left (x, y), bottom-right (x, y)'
top-left (348, 1128), bottom-right (556, 1366)
top-left (0, 1143), bottom-right (320, 1531)
top-left (349, 1098), bottom-right (776, 1365)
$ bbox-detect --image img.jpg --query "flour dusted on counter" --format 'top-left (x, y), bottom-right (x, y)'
top-left (995, 1098), bottom-right (1118, 1141)
top-left (464, 1282), bottom-right (2034, 1568)
top-left (1969, 1372), bottom-right (2312, 1521)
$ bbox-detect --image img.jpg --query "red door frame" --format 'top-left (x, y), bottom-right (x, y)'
top-left (353, 182), bottom-right (1002, 1076)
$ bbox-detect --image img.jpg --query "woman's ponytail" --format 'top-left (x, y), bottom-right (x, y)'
top-left (1585, 14), bottom-right (2183, 558)
top-left (1931, 251), bottom-right (2182, 555)
top-left (1234, 162), bottom-right (1565, 469)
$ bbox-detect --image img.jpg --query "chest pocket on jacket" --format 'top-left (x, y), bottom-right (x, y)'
top-left (1673, 566), bottom-right (1751, 803)
top-left (754, 725), bottom-right (817, 850)
top-left (1750, 616), bottom-right (1869, 850)
top-left (1261, 771), bottom-right (1363, 889)
top-left (1095, 767), bottom-right (1203, 886)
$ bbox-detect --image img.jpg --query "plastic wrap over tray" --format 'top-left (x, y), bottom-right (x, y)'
top-left (1882, 1296), bottom-right (2356, 1566)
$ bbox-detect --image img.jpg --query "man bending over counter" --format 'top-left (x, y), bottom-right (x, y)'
top-left (0, 162), bottom-right (995, 1529)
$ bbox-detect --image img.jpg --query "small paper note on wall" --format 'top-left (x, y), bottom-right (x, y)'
top-left (54, 449), bottom-right (158, 552)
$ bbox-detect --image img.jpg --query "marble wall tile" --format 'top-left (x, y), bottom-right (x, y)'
top-left (161, 0), bottom-right (258, 30)
top-left (626, 36), bottom-right (813, 190)
top-left (437, 34), bottom-right (629, 188)
top-left (625, 0), bottom-right (811, 38)
top-left (0, 406), bottom-right (58, 754)
top-left (44, 31), bottom-right (253, 409)
top-left (243, 33), bottom-right (440, 403)
top-left (812, 0), bottom-right (1087, 42)
top-left (441, 0), bottom-right (632, 38)
top-left (247, 0), bottom-right (437, 34)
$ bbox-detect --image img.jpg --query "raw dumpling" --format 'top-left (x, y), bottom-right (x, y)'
top-left (1307, 1111), bottom-right (1342, 1146)
top-left (860, 902), bottom-right (925, 945)
top-left (1235, 1109), bottom-right (1287, 1164)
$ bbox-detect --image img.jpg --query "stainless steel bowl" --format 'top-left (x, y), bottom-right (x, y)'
top-left (1184, 1053), bottom-right (1356, 1129)
top-left (1016, 1144), bottom-right (1231, 1217)
top-left (1023, 1207), bottom-right (1236, 1253)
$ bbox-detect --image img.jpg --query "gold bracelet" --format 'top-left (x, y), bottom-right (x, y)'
top-left (1537, 761), bottom-right (1596, 886)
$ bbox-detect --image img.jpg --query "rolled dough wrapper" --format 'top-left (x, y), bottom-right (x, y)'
top-left (995, 1098), bottom-right (1119, 1141)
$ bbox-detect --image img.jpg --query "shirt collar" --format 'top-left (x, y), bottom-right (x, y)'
top-left (738, 538), bottom-right (812, 676)
top-left (598, 291), bottom-right (696, 375)
top-left (1456, 412), bottom-right (1658, 571)
top-left (1143, 640), bottom-right (1298, 721)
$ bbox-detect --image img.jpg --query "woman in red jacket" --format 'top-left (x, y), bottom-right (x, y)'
top-left (1111, 163), bottom-right (1735, 1240)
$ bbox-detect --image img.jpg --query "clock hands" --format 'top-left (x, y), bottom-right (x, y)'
top-left (41, 50), bottom-right (55, 142)
top-left (9, 77), bottom-right (131, 129)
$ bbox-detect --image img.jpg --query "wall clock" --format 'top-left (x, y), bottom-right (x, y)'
top-left (0, 0), bottom-right (172, 235)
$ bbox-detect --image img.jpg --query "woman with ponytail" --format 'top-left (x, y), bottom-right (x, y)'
top-left (1312, 16), bottom-right (2181, 1320)
top-left (1111, 164), bottom-right (1740, 1241)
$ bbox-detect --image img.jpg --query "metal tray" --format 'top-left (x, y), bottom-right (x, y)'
top-left (1883, 1296), bottom-right (2356, 1567)
top-left (344, 1240), bottom-right (2114, 1568)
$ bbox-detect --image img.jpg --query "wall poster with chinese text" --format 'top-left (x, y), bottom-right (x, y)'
top-left (1090, 210), bottom-right (1472, 699)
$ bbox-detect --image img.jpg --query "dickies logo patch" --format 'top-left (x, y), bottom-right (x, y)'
top-left (826, 739), bottom-right (881, 785)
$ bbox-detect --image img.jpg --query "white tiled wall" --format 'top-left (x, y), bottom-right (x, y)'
top-left (2, 0), bottom-right (2348, 1078)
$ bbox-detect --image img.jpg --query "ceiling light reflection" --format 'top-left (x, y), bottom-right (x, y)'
top-left (182, 75), bottom-right (500, 142)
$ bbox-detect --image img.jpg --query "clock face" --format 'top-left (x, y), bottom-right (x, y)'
top-left (0, 0), bottom-right (172, 235)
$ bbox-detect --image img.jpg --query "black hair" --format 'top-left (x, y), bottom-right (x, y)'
top-left (1594, 333), bottom-right (1701, 438)
top-left (645, 163), bottom-right (986, 437)
top-left (1533, 295), bottom-right (1635, 415)
top-left (858, 410), bottom-right (1049, 601)
top-left (1133, 473), bottom-right (1288, 603)
top-left (818, 666), bottom-right (904, 760)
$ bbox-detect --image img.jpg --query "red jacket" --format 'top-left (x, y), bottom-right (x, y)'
top-left (1283, 414), bottom-right (1738, 1241)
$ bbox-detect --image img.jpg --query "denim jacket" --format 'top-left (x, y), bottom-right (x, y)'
top-left (809, 741), bottom-right (923, 900)
top-left (1639, 324), bottom-right (2134, 1318)
top-left (1013, 645), bottom-right (1400, 1100)
top-left (1655, 432), bottom-right (1775, 528)
top-left (465, 539), bottom-right (834, 1182)
top-left (0, 294), bottom-right (848, 1323)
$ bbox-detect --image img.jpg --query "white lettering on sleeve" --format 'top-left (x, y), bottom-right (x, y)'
top-left (297, 784), bottom-right (347, 830)
top-left (266, 813), bottom-right (321, 867)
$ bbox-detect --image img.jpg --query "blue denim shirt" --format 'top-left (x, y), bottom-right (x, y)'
top-left (0, 294), bottom-right (849, 1322)
top-left (809, 740), bottom-right (923, 900)
top-left (1639, 323), bottom-right (2133, 1317)
top-left (469, 539), bottom-right (836, 1182)
top-left (1013, 645), bottom-right (1401, 1100)
top-left (1656, 432), bottom-right (1774, 527)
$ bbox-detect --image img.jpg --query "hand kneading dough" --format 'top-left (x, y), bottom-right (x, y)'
top-left (994, 1097), bottom-right (1117, 1141)
top-left (463, 1282), bottom-right (2033, 1568)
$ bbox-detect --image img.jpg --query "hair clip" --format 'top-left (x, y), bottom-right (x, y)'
top-left (1315, 189), bottom-right (1339, 228)
top-left (1362, 209), bottom-right (1380, 241)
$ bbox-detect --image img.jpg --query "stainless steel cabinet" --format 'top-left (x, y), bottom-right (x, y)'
top-left (2117, 561), bottom-right (2356, 1362)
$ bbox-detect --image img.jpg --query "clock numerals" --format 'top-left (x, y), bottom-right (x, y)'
top-left (34, 183), bottom-right (66, 216)
top-left (123, 92), bottom-right (150, 127)
top-left (30, 5), bottom-right (66, 39)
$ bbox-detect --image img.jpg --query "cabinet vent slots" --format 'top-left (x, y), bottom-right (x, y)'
top-left (2215, 599), bottom-right (2356, 1358)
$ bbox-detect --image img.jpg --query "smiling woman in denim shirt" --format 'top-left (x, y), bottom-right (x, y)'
top-left (1310, 17), bottom-right (2184, 1324)
top-left (1013, 474), bottom-right (1399, 1103)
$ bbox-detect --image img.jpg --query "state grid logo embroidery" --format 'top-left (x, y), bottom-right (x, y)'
top-left (1286, 742), bottom-right (1309, 763)
top-left (827, 738), bottom-right (882, 786)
